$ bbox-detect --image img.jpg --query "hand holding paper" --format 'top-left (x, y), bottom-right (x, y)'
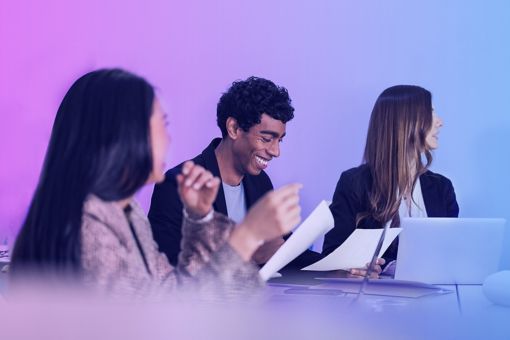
top-left (259, 201), bottom-right (334, 281)
top-left (302, 228), bottom-right (402, 271)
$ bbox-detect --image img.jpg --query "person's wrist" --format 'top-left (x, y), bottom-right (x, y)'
top-left (228, 223), bottom-right (264, 262)
top-left (183, 206), bottom-right (213, 222)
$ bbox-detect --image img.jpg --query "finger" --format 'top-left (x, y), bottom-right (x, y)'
top-left (364, 262), bottom-right (382, 274)
top-left (347, 273), bottom-right (363, 279)
top-left (376, 258), bottom-right (386, 266)
top-left (176, 173), bottom-right (184, 185)
top-left (286, 204), bottom-right (302, 224)
top-left (270, 191), bottom-right (300, 216)
top-left (205, 176), bottom-right (220, 189)
top-left (281, 212), bottom-right (301, 233)
top-left (349, 272), bottom-right (364, 278)
top-left (276, 201), bottom-right (301, 227)
top-left (191, 171), bottom-right (213, 190)
top-left (183, 165), bottom-right (204, 187)
top-left (350, 268), bottom-right (366, 276)
top-left (181, 161), bottom-right (194, 175)
top-left (278, 204), bottom-right (301, 227)
top-left (279, 193), bottom-right (300, 212)
top-left (176, 174), bottom-right (186, 195)
top-left (270, 183), bottom-right (303, 203)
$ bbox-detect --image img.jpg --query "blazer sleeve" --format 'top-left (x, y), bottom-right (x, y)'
top-left (322, 171), bottom-right (360, 256)
top-left (148, 171), bottom-right (184, 266)
top-left (173, 212), bottom-right (263, 296)
top-left (81, 216), bottom-right (162, 295)
top-left (82, 212), bottom-right (261, 297)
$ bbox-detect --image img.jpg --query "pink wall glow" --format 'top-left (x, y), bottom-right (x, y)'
top-left (1, 1), bottom-right (509, 263)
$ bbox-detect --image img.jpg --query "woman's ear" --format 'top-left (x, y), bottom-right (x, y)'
top-left (226, 117), bottom-right (240, 140)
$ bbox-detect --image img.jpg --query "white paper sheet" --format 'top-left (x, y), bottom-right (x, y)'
top-left (259, 200), bottom-right (334, 281)
top-left (302, 228), bottom-right (402, 271)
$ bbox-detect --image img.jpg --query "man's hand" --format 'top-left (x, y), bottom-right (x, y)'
top-left (177, 161), bottom-right (220, 218)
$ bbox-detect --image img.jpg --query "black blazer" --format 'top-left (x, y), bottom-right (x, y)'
top-left (148, 138), bottom-right (273, 265)
top-left (323, 164), bottom-right (459, 262)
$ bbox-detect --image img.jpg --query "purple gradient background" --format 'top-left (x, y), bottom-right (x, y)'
top-left (1, 1), bottom-right (509, 265)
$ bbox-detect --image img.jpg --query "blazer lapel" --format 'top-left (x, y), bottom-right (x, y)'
top-left (420, 172), bottom-right (439, 217)
top-left (201, 138), bottom-right (228, 215)
top-left (242, 175), bottom-right (260, 209)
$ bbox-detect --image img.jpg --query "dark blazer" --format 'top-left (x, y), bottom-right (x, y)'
top-left (149, 138), bottom-right (273, 265)
top-left (323, 164), bottom-right (459, 262)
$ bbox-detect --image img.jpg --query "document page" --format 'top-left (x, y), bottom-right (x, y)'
top-left (302, 228), bottom-right (402, 271)
top-left (259, 201), bottom-right (334, 281)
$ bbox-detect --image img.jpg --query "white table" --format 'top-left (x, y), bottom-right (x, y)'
top-left (264, 277), bottom-right (510, 339)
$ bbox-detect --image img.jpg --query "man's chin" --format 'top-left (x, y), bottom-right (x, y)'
top-left (247, 166), bottom-right (263, 176)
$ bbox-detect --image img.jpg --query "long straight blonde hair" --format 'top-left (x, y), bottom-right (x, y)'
top-left (358, 85), bottom-right (433, 227)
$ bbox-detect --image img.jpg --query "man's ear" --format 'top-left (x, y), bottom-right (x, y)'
top-left (226, 117), bottom-right (240, 140)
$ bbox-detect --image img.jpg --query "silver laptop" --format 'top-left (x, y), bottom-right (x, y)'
top-left (395, 218), bottom-right (506, 284)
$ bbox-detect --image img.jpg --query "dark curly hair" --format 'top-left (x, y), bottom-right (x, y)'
top-left (216, 76), bottom-right (294, 136)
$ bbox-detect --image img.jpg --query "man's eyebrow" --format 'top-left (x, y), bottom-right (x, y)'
top-left (260, 130), bottom-right (286, 138)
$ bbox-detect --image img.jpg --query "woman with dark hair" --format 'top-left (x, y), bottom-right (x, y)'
top-left (323, 85), bottom-right (459, 277)
top-left (10, 69), bottom-right (302, 294)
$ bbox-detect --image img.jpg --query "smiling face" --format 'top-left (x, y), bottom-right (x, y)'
top-left (425, 109), bottom-right (443, 150)
top-left (231, 113), bottom-right (286, 176)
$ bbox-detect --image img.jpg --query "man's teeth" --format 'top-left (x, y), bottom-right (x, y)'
top-left (256, 156), bottom-right (268, 166)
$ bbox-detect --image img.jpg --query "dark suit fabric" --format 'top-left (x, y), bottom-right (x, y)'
top-left (149, 138), bottom-right (273, 265)
top-left (323, 164), bottom-right (459, 262)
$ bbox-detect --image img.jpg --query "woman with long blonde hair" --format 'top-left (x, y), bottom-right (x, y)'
top-left (323, 85), bottom-right (459, 276)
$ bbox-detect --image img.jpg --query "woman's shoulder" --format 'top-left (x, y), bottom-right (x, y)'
top-left (83, 195), bottom-right (125, 225)
top-left (81, 195), bottom-right (129, 245)
top-left (339, 164), bottom-right (372, 183)
top-left (332, 164), bottom-right (372, 197)
top-left (421, 169), bottom-right (455, 187)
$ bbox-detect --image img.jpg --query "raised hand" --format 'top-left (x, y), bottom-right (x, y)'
top-left (228, 183), bottom-right (302, 261)
top-left (177, 161), bottom-right (220, 218)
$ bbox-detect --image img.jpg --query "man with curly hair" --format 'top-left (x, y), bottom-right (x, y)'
top-left (149, 77), bottom-right (319, 268)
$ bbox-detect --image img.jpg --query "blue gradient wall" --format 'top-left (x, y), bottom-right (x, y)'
top-left (1, 1), bottom-right (509, 265)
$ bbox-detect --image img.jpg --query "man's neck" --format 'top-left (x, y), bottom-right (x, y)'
top-left (215, 138), bottom-right (244, 186)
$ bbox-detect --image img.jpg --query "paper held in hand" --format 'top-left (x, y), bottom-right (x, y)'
top-left (302, 228), bottom-right (402, 271)
top-left (259, 200), bottom-right (334, 281)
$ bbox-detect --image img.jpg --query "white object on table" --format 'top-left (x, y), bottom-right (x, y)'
top-left (302, 228), bottom-right (401, 271)
top-left (259, 200), bottom-right (334, 281)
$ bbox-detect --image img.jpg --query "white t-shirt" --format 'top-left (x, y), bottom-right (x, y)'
top-left (222, 181), bottom-right (247, 224)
